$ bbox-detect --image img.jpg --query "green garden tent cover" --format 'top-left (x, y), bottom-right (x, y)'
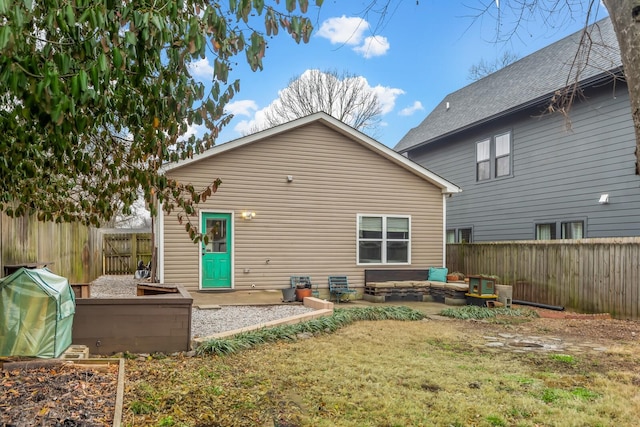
top-left (0, 268), bottom-right (75, 358)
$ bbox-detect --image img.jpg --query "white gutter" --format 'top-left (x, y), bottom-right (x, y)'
top-left (442, 194), bottom-right (447, 268)
top-left (157, 202), bottom-right (165, 283)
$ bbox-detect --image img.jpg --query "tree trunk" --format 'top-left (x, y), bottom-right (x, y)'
top-left (603, 1), bottom-right (640, 174)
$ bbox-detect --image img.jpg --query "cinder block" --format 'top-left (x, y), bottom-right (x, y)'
top-left (363, 294), bottom-right (386, 303)
top-left (61, 344), bottom-right (90, 359)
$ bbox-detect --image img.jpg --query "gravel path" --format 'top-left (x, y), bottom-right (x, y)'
top-left (90, 276), bottom-right (314, 338)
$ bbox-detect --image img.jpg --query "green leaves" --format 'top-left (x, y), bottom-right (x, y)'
top-left (197, 306), bottom-right (425, 356)
top-left (0, 26), bottom-right (12, 50)
top-left (0, 0), bottom-right (319, 232)
top-left (439, 306), bottom-right (539, 320)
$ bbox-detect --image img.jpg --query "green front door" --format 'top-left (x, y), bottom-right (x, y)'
top-left (201, 213), bottom-right (232, 289)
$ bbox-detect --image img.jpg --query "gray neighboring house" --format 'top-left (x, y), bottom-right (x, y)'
top-left (396, 17), bottom-right (640, 243)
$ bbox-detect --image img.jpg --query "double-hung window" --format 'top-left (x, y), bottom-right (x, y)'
top-left (495, 133), bottom-right (511, 177)
top-left (358, 215), bottom-right (410, 264)
top-left (476, 139), bottom-right (491, 181)
top-left (447, 227), bottom-right (472, 243)
top-left (476, 131), bottom-right (512, 181)
top-left (535, 220), bottom-right (584, 240)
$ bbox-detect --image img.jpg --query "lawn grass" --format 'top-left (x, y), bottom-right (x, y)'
top-left (123, 312), bottom-right (640, 427)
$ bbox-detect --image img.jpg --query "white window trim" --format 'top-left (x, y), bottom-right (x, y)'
top-left (356, 214), bottom-right (411, 266)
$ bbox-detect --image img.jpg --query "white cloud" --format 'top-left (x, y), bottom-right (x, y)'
top-left (353, 36), bottom-right (390, 58)
top-left (398, 101), bottom-right (425, 116)
top-left (225, 100), bottom-right (259, 117)
top-left (233, 107), bottom-right (270, 135)
top-left (371, 85), bottom-right (405, 115)
top-left (317, 16), bottom-right (390, 59)
top-left (317, 16), bottom-right (369, 45)
top-left (187, 58), bottom-right (214, 79)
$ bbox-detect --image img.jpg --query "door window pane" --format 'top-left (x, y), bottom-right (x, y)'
top-left (206, 219), bottom-right (227, 252)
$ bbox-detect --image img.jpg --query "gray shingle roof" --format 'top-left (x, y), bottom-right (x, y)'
top-left (395, 17), bottom-right (622, 153)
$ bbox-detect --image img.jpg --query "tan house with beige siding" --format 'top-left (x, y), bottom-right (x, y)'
top-left (158, 113), bottom-right (460, 297)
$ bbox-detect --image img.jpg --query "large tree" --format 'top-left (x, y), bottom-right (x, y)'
top-left (603, 0), bottom-right (640, 174)
top-left (469, 0), bottom-right (640, 173)
top-left (259, 69), bottom-right (382, 135)
top-left (370, 0), bottom-right (640, 171)
top-left (0, 0), bottom-right (321, 240)
top-left (467, 51), bottom-right (519, 81)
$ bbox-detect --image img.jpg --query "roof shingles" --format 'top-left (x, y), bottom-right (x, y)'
top-left (395, 18), bottom-right (622, 153)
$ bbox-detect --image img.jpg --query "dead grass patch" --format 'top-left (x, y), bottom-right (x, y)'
top-left (123, 317), bottom-right (640, 427)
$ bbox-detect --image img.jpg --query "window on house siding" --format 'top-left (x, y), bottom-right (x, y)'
top-left (561, 221), bottom-right (584, 239)
top-left (476, 139), bottom-right (490, 181)
top-left (535, 221), bottom-right (584, 240)
top-left (476, 131), bottom-right (512, 181)
top-left (535, 223), bottom-right (556, 240)
top-left (446, 230), bottom-right (456, 243)
top-left (358, 215), bottom-right (410, 264)
top-left (458, 228), bottom-right (472, 243)
top-left (495, 132), bottom-right (511, 177)
top-left (446, 227), bottom-right (472, 243)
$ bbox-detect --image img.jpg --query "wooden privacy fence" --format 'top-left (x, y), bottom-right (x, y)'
top-left (103, 232), bottom-right (152, 275)
top-left (446, 238), bottom-right (640, 319)
top-left (0, 213), bottom-right (102, 283)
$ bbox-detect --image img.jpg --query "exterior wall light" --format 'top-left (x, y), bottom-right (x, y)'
top-left (241, 211), bottom-right (256, 220)
top-left (598, 194), bottom-right (609, 204)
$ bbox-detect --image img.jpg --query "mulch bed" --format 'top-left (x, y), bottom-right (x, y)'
top-left (0, 360), bottom-right (118, 427)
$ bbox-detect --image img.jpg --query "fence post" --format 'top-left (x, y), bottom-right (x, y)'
top-left (130, 234), bottom-right (137, 273)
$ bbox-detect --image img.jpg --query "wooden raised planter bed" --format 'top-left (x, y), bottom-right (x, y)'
top-left (1, 358), bottom-right (124, 427)
top-left (73, 284), bottom-right (193, 355)
top-left (71, 283), bottom-right (91, 298)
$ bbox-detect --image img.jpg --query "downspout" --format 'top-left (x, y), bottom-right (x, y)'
top-left (157, 201), bottom-right (165, 283)
top-left (442, 193), bottom-right (447, 268)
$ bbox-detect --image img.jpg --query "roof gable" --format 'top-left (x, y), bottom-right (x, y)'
top-left (395, 17), bottom-right (622, 153)
top-left (163, 112), bottom-right (461, 194)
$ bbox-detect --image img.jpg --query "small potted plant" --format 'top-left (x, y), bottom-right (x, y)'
top-left (446, 272), bottom-right (465, 282)
top-left (295, 282), bottom-right (313, 301)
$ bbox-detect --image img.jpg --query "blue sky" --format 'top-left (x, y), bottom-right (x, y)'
top-left (185, 1), bottom-right (608, 148)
